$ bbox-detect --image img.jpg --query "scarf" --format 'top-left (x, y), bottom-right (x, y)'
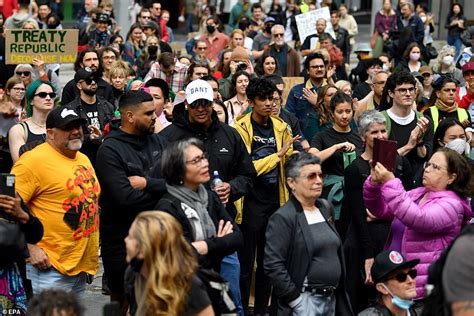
top-left (435, 98), bottom-right (457, 113)
top-left (166, 184), bottom-right (216, 241)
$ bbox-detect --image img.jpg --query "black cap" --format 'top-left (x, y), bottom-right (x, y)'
top-left (95, 13), bottom-right (111, 23)
top-left (46, 106), bottom-right (87, 129)
top-left (371, 250), bottom-right (420, 284)
top-left (74, 68), bottom-right (98, 83)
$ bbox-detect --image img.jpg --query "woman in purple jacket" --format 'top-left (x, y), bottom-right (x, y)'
top-left (363, 148), bottom-right (473, 304)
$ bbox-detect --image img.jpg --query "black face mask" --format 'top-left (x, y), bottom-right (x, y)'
top-left (206, 25), bottom-right (216, 33)
top-left (130, 256), bottom-right (144, 273)
top-left (148, 46), bottom-right (158, 55)
top-left (118, 43), bottom-right (125, 53)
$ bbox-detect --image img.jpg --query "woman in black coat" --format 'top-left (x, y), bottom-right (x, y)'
top-left (155, 137), bottom-right (242, 271)
top-left (264, 152), bottom-right (353, 316)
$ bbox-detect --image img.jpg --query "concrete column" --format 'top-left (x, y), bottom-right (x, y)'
top-left (370, 0), bottom-right (383, 35)
top-left (114, 0), bottom-right (132, 38)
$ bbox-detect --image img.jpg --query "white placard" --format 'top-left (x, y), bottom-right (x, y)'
top-left (295, 7), bottom-right (335, 43)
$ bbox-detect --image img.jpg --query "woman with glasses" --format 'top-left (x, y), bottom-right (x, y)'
top-left (265, 152), bottom-right (353, 316)
top-left (8, 80), bottom-right (56, 162)
top-left (363, 148), bottom-right (473, 307)
top-left (155, 138), bottom-right (242, 272)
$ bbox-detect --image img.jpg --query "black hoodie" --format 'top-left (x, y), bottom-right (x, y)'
top-left (160, 104), bottom-right (256, 218)
top-left (96, 121), bottom-right (167, 227)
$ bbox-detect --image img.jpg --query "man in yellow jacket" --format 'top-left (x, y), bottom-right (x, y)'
top-left (234, 77), bottom-right (300, 315)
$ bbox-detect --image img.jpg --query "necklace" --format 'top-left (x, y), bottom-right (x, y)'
top-left (29, 118), bottom-right (46, 128)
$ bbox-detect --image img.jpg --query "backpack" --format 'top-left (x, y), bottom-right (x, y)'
top-left (196, 268), bottom-right (237, 316)
top-left (422, 224), bottom-right (474, 316)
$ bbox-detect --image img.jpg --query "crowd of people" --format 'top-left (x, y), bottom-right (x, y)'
top-left (1, 0), bottom-right (474, 315)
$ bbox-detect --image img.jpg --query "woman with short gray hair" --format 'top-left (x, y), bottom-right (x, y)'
top-left (343, 110), bottom-right (412, 312)
top-left (265, 152), bottom-right (353, 316)
top-left (156, 137), bottom-right (242, 272)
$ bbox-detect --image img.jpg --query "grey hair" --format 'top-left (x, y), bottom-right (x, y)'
top-left (401, 2), bottom-right (414, 11)
top-left (271, 24), bottom-right (285, 34)
top-left (357, 110), bottom-right (387, 137)
top-left (161, 137), bottom-right (206, 185)
top-left (285, 152), bottom-right (321, 180)
top-left (14, 64), bottom-right (33, 72)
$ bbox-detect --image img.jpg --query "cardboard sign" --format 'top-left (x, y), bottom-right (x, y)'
top-left (5, 29), bottom-right (78, 64)
top-left (295, 7), bottom-right (335, 43)
top-left (282, 77), bottom-right (304, 107)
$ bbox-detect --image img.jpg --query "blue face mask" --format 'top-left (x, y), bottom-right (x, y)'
top-left (382, 284), bottom-right (414, 310)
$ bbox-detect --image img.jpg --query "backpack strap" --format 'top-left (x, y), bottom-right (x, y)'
top-left (318, 198), bottom-right (334, 225)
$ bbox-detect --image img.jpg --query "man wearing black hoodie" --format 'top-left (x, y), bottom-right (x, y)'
top-left (95, 90), bottom-right (167, 313)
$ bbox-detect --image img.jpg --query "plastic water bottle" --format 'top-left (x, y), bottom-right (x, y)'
top-left (210, 171), bottom-right (223, 191)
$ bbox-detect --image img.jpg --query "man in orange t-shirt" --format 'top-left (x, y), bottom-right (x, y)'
top-left (12, 106), bottom-right (100, 295)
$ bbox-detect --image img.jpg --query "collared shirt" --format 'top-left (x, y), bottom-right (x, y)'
top-left (144, 62), bottom-right (188, 93)
top-left (200, 32), bottom-right (230, 63)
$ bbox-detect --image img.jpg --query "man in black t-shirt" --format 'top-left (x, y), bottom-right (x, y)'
top-left (234, 77), bottom-right (299, 315)
top-left (63, 68), bottom-right (115, 166)
top-left (382, 71), bottom-right (433, 185)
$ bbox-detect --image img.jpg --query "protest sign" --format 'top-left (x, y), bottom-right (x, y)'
top-left (5, 29), bottom-right (78, 64)
top-left (295, 7), bottom-right (335, 44)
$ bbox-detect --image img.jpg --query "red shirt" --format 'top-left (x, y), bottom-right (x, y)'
top-left (200, 32), bottom-right (230, 63)
top-left (2, 0), bottom-right (18, 19)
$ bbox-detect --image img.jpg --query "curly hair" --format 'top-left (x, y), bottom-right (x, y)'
top-left (134, 211), bottom-right (198, 315)
top-left (432, 45), bottom-right (456, 74)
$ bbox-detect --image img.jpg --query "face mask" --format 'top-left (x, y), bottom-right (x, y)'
top-left (118, 43), bottom-right (125, 53)
top-left (130, 256), bottom-right (144, 273)
top-left (410, 52), bottom-right (421, 61)
top-left (383, 64), bottom-right (390, 72)
top-left (206, 25), bottom-right (215, 33)
top-left (382, 284), bottom-right (414, 310)
top-left (148, 45), bottom-right (158, 55)
top-left (420, 16), bottom-right (427, 23)
top-left (445, 138), bottom-right (469, 155)
top-left (442, 55), bottom-right (454, 66)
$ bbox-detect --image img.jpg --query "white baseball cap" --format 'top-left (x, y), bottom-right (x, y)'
top-left (185, 79), bottom-right (214, 104)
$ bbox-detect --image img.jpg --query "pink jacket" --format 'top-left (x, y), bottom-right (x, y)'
top-left (363, 177), bottom-right (472, 299)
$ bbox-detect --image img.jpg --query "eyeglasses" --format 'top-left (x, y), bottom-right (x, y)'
top-left (103, 55), bottom-right (116, 60)
top-left (188, 100), bottom-right (212, 109)
top-left (197, 47), bottom-right (208, 51)
top-left (422, 73), bottom-right (432, 78)
top-left (424, 161), bottom-right (447, 172)
top-left (81, 77), bottom-right (96, 85)
top-left (273, 33), bottom-right (284, 37)
top-left (34, 92), bottom-right (57, 99)
top-left (373, 81), bottom-right (386, 85)
top-left (186, 153), bottom-right (208, 166)
top-left (299, 172), bottom-right (325, 181)
top-left (309, 65), bottom-right (325, 69)
top-left (12, 87), bottom-right (26, 91)
top-left (16, 71), bottom-right (31, 77)
top-left (390, 269), bottom-right (417, 283)
top-left (141, 16), bottom-right (152, 19)
top-left (395, 87), bottom-right (416, 94)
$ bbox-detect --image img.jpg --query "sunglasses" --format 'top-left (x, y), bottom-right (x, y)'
top-left (391, 269), bottom-right (417, 283)
top-left (16, 71), bottom-right (31, 76)
top-left (34, 92), bottom-right (57, 99)
top-left (188, 100), bottom-right (212, 109)
top-left (81, 77), bottom-right (97, 85)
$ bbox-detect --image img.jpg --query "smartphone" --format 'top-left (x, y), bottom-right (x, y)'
top-left (0, 174), bottom-right (15, 197)
top-left (372, 139), bottom-right (398, 172)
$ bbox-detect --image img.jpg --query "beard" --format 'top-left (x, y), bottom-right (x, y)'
top-left (66, 138), bottom-right (83, 151)
top-left (136, 119), bottom-right (155, 135)
top-left (83, 87), bottom-right (97, 96)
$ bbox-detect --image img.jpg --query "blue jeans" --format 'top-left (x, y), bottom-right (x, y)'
top-left (186, 13), bottom-right (194, 33)
top-left (448, 34), bottom-right (463, 60)
top-left (220, 252), bottom-right (244, 316)
top-left (26, 264), bottom-right (87, 296)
